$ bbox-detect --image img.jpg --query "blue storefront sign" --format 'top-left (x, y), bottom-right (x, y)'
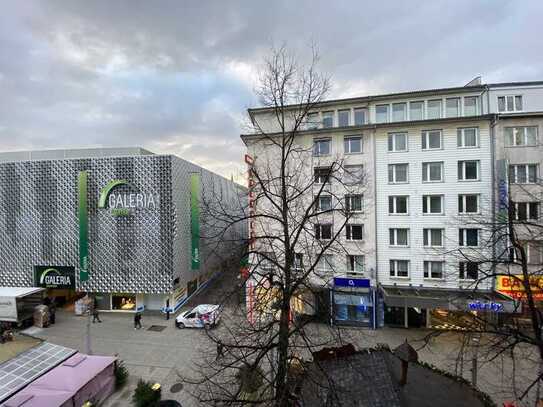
top-left (333, 277), bottom-right (371, 288)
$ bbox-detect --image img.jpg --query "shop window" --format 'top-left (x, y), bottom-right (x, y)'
top-left (334, 292), bottom-right (372, 325)
top-left (112, 294), bottom-right (136, 311)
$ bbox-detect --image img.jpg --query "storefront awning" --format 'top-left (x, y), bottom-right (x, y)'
top-left (379, 285), bottom-right (518, 313)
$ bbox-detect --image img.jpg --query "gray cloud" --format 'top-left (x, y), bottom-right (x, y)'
top-left (0, 1), bottom-right (541, 180)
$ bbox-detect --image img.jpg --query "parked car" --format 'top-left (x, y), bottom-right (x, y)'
top-left (175, 304), bottom-right (221, 329)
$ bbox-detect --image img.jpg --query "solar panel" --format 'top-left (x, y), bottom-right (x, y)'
top-left (0, 342), bottom-right (76, 402)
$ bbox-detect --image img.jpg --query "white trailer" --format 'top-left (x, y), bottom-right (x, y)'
top-left (0, 287), bottom-right (45, 325)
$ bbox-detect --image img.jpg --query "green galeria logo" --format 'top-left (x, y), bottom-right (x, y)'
top-left (98, 179), bottom-right (158, 217)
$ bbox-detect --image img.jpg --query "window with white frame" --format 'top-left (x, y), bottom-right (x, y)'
top-left (313, 138), bottom-right (331, 156)
top-left (388, 132), bottom-right (408, 152)
top-left (315, 224), bottom-right (332, 240)
top-left (446, 97), bottom-right (460, 118)
top-left (423, 228), bottom-right (444, 247)
top-left (314, 167), bottom-right (331, 184)
top-left (306, 112), bottom-right (320, 129)
top-left (427, 99), bottom-right (442, 119)
top-left (513, 202), bottom-right (539, 221)
top-left (293, 253), bottom-right (303, 271)
top-left (458, 160), bottom-right (480, 181)
top-left (509, 241), bottom-right (543, 264)
top-left (316, 254), bottom-right (334, 273)
top-left (338, 109), bottom-right (350, 127)
top-left (343, 165), bottom-right (364, 185)
top-left (509, 164), bottom-right (538, 184)
top-left (346, 255), bottom-right (365, 274)
top-left (345, 194), bottom-right (363, 212)
top-left (424, 261), bottom-right (444, 279)
top-left (388, 163), bottom-right (409, 184)
top-left (346, 224), bottom-right (364, 240)
top-left (354, 108), bottom-right (367, 125)
top-left (390, 259), bottom-right (409, 277)
top-left (316, 195), bottom-right (332, 212)
top-left (498, 95), bottom-right (523, 112)
top-left (376, 105), bottom-right (389, 123)
top-left (422, 162), bottom-right (444, 182)
top-left (344, 136), bottom-right (362, 154)
top-left (259, 252), bottom-right (276, 273)
top-left (322, 111), bottom-right (334, 128)
top-left (458, 194), bottom-right (479, 214)
top-left (389, 228), bottom-right (409, 246)
top-left (459, 262), bottom-right (479, 280)
top-left (504, 127), bottom-right (538, 147)
top-left (389, 196), bottom-right (409, 214)
top-left (392, 103), bottom-right (407, 122)
top-left (459, 228), bottom-right (479, 247)
top-left (457, 128), bottom-right (479, 148)
top-left (464, 96), bottom-right (478, 116)
top-left (421, 130), bottom-right (442, 150)
top-left (409, 101), bottom-right (424, 121)
top-left (422, 195), bottom-right (444, 215)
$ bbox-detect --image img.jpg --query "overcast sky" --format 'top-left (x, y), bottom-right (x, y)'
top-left (1, 1), bottom-right (542, 181)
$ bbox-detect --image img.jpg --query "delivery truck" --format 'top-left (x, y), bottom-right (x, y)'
top-left (0, 287), bottom-right (45, 326)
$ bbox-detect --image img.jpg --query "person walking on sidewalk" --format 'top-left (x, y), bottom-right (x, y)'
top-left (92, 307), bottom-right (102, 323)
top-left (134, 312), bottom-right (142, 329)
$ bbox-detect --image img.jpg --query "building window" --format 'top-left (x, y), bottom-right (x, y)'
top-left (316, 254), bottom-right (334, 273)
top-left (458, 160), bottom-right (480, 181)
top-left (422, 195), bottom-right (444, 215)
top-left (424, 261), bottom-right (444, 279)
top-left (389, 196), bottom-right (409, 215)
top-left (313, 138), bottom-right (331, 156)
top-left (347, 255), bottom-right (365, 274)
top-left (344, 136), bottom-right (362, 154)
top-left (464, 96), bottom-right (478, 116)
top-left (509, 164), bottom-right (538, 184)
top-left (505, 127), bottom-right (538, 147)
top-left (316, 195), bottom-right (332, 212)
top-left (392, 103), bottom-right (407, 122)
top-left (421, 130), bottom-right (442, 150)
top-left (390, 260), bottom-right (409, 278)
top-left (422, 162), bottom-right (444, 182)
top-left (343, 165), bottom-right (363, 185)
top-left (457, 128), bottom-right (479, 148)
top-left (376, 105), bottom-right (389, 123)
top-left (390, 228), bottom-right (409, 246)
top-left (315, 224), bottom-right (333, 240)
top-left (388, 132), bottom-right (408, 152)
top-left (314, 167), bottom-right (331, 184)
top-left (446, 97), bottom-right (460, 118)
top-left (388, 163), bottom-right (409, 184)
top-left (338, 109), bottom-right (350, 127)
top-left (293, 253), bottom-right (303, 271)
top-left (459, 229), bottom-right (479, 247)
top-left (346, 224), bottom-right (364, 241)
top-left (513, 202), bottom-right (539, 221)
top-left (322, 111), bottom-right (334, 128)
top-left (458, 194), bottom-right (479, 214)
top-left (354, 108), bottom-right (367, 125)
top-left (423, 228), bottom-right (444, 247)
top-left (498, 95), bottom-right (523, 112)
top-left (459, 262), bottom-right (478, 280)
top-left (345, 194), bottom-right (363, 213)
top-left (306, 112), bottom-right (320, 130)
top-left (409, 101), bottom-right (424, 121)
top-left (427, 99), bottom-right (442, 119)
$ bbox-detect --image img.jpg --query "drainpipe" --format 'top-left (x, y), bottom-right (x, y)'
top-left (490, 114), bottom-right (499, 292)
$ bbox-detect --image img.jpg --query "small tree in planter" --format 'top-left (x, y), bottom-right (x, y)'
top-left (114, 360), bottom-right (129, 389)
top-left (132, 379), bottom-right (161, 407)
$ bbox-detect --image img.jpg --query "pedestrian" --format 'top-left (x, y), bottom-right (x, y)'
top-left (216, 341), bottom-right (225, 360)
top-left (49, 300), bottom-right (56, 325)
top-left (134, 312), bottom-right (142, 330)
top-left (92, 307), bottom-right (102, 323)
top-left (165, 299), bottom-right (170, 321)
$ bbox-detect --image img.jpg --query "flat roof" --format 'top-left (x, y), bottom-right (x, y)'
top-left (0, 287), bottom-right (44, 298)
top-left (0, 147), bottom-right (154, 163)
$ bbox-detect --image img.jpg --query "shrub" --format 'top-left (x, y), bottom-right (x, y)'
top-left (132, 379), bottom-right (161, 407)
top-left (114, 361), bottom-right (129, 389)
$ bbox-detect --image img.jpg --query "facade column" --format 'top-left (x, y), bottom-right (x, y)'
top-left (404, 306), bottom-right (408, 328)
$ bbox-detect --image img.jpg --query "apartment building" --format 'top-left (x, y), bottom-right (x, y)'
top-left (244, 79), bottom-right (542, 329)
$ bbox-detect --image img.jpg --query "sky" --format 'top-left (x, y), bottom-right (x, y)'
top-left (1, 1), bottom-right (542, 182)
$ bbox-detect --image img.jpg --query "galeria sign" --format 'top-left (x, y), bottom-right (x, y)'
top-left (98, 179), bottom-right (159, 217)
top-left (34, 266), bottom-right (75, 289)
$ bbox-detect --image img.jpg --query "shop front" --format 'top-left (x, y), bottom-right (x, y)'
top-left (380, 285), bottom-right (517, 330)
top-left (496, 274), bottom-right (543, 321)
top-left (332, 277), bottom-right (377, 329)
top-left (33, 266), bottom-right (81, 308)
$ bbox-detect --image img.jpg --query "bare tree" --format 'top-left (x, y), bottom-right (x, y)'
top-left (184, 45), bottom-right (372, 406)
